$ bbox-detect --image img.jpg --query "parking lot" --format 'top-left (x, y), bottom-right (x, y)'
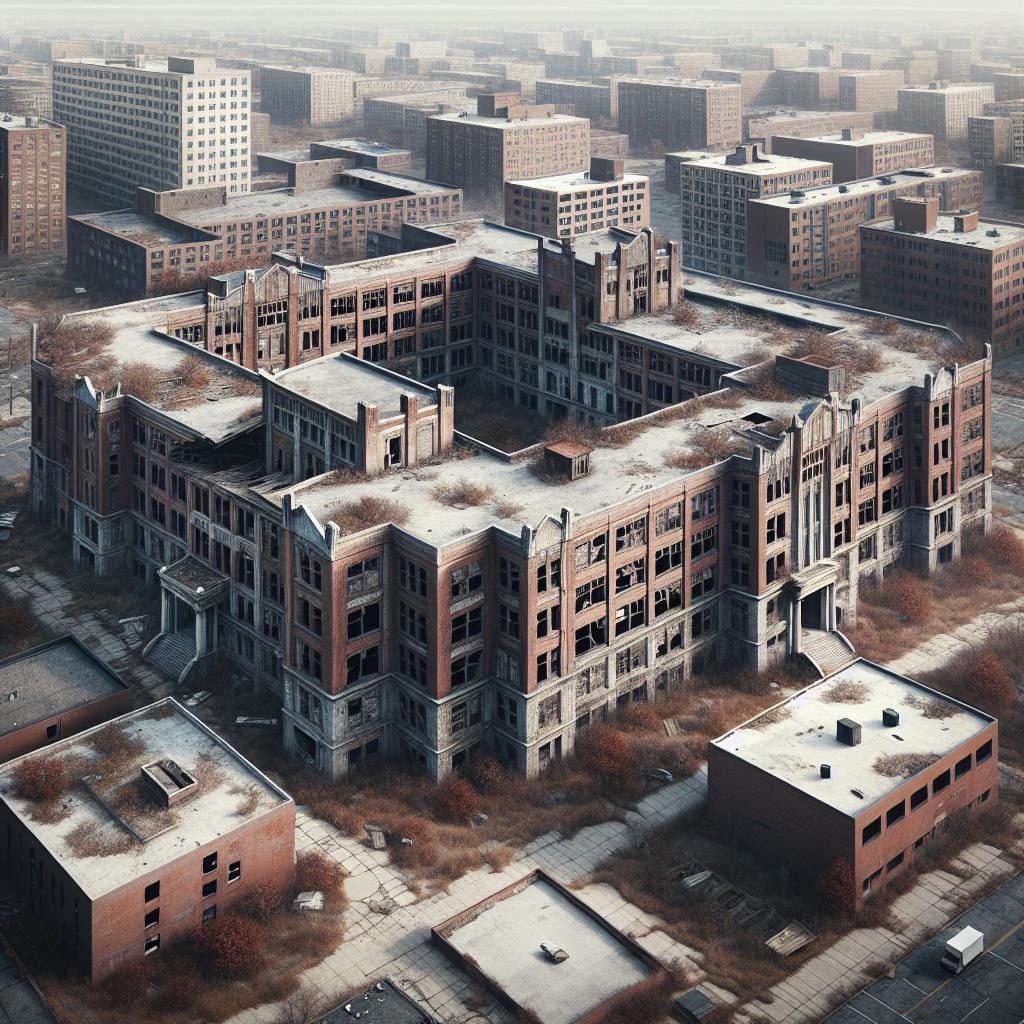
top-left (826, 873), bottom-right (1024, 1024)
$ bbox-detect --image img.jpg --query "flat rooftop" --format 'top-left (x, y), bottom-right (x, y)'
top-left (754, 166), bottom-right (978, 208)
top-left (899, 83), bottom-right (994, 94)
top-left (774, 130), bottom-right (934, 146)
top-left (507, 169), bottom-right (647, 190)
top-left (317, 138), bottom-right (409, 156)
top-left (317, 979), bottom-right (435, 1024)
top-left (0, 699), bottom-right (292, 899)
top-left (70, 208), bottom-right (211, 247)
top-left (0, 637), bottom-right (129, 740)
top-left (713, 660), bottom-right (993, 817)
top-left (864, 213), bottom-right (1024, 251)
top-left (269, 353), bottom-right (439, 420)
top-left (46, 294), bottom-right (262, 444)
top-left (667, 149), bottom-right (832, 175)
top-left (0, 113), bottom-right (60, 131)
top-left (434, 873), bottom-right (655, 1024)
top-left (428, 111), bottom-right (588, 129)
top-left (617, 76), bottom-right (740, 90)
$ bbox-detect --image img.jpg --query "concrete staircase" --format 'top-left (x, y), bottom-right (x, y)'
top-left (145, 632), bottom-right (197, 684)
top-left (801, 628), bottom-right (856, 678)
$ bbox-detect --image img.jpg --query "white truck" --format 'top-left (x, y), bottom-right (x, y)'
top-left (941, 926), bottom-right (984, 974)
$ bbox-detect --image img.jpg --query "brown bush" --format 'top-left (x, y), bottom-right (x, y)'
top-left (481, 844), bottom-right (515, 872)
top-left (294, 850), bottom-right (347, 907)
top-left (241, 881), bottom-right (285, 923)
top-left (982, 526), bottom-right (1024, 576)
top-left (88, 723), bottom-right (144, 759)
top-left (816, 857), bottom-right (856, 915)
top-left (328, 495), bottom-right (409, 534)
top-left (174, 355), bottom-right (212, 391)
top-left (118, 361), bottom-right (161, 404)
top-left (155, 960), bottom-right (204, 1011)
top-left (0, 597), bottom-right (37, 646)
top-left (190, 913), bottom-right (268, 978)
top-left (468, 755), bottom-right (506, 794)
top-left (968, 651), bottom-right (1018, 711)
top-left (879, 318), bottom-right (900, 336)
top-left (13, 757), bottom-right (71, 803)
top-left (433, 478), bottom-right (495, 506)
top-left (435, 775), bottom-right (482, 822)
top-left (614, 703), bottom-right (662, 733)
top-left (673, 300), bottom-right (701, 328)
top-left (665, 427), bottom-right (746, 470)
top-left (576, 725), bottom-right (638, 784)
top-left (492, 496), bottom-right (524, 519)
top-left (97, 958), bottom-right (152, 1006)
top-left (866, 571), bottom-right (931, 624)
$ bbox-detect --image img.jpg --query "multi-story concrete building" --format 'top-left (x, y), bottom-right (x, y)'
top-left (590, 130), bottom-right (630, 159)
top-left (617, 79), bottom-right (742, 153)
top-left (777, 68), bottom-right (843, 109)
top-left (472, 62), bottom-right (544, 101)
top-left (860, 198), bottom-right (1024, 357)
top-left (744, 109), bottom-right (877, 153)
top-left (29, 218), bottom-right (992, 781)
top-left (257, 139), bottom-right (412, 175)
top-left (504, 159), bottom-right (649, 238)
top-left (746, 165), bottom-right (985, 290)
top-left (710, 659), bottom-right (998, 903)
top-left (969, 116), bottom-right (1014, 180)
top-left (363, 92), bottom-right (472, 154)
top-left (0, 636), bottom-right (132, 764)
top-left (0, 70), bottom-right (52, 119)
top-left (719, 44), bottom-right (811, 71)
top-left (426, 101), bottom-right (589, 200)
top-left (838, 70), bottom-right (906, 113)
top-left (993, 73), bottom-right (1024, 102)
top-left (770, 130), bottom-right (935, 184)
top-left (52, 56), bottom-right (251, 208)
top-left (995, 162), bottom-right (1024, 206)
top-left (937, 49), bottom-right (974, 82)
top-left (67, 168), bottom-right (461, 298)
top-left (668, 144), bottom-right (832, 278)
top-left (897, 83), bottom-right (995, 145)
top-left (0, 113), bottom-right (65, 256)
top-left (0, 699), bottom-right (295, 980)
top-left (700, 68), bottom-right (780, 109)
top-left (536, 80), bottom-right (615, 121)
top-left (259, 66), bottom-right (355, 126)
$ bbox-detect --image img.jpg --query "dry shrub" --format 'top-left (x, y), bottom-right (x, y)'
top-left (89, 723), bottom-right (144, 761)
top-left (433, 478), bottom-right (495, 506)
top-left (293, 851), bottom-right (347, 907)
top-left (467, 755), bottom-right (505, 794)
top-left (118, 361), bottom-right (161, 404)
top-left (747, 705), bottom-right (791, 730)
top-left (665, 427), bottom-right (746, 470)
top-left (978, 526), bottom-right (1024, 576)
top-left (329, 495), bottom-right (409, 534)
top-left (0, 597), bottom-right (39, 646)
top-left (388, 815), bottom-right (442, 871)
top-left (241, 881), bottom-right (285, 923)
top-left (481, 844), bottom-right (515, 872)
top-left (576, 725), bottom-right (638, 784)
top-left (190, 913), bottom-right (268, 979)
top-left (794, 330), bottom-right (882, 379)
top-left (873, 752), bottom-right (940, 778)
top-left (821, 681), bottom-right (869, 704)
top-left (866, 571), bottom-right (932, 624)
top-left (544, 417), bottom-right (603, 449)
top-left (435, 775), bottom-right (481, 822)
top-left (743, 361), bottom-right (795, 402)
top-left (904, 694), bottom-right (960, 719)
top-left (64, 821), bottom-right (134, 858)
top-left (492, 496), bottom-right (524, 519)
top-left (234, 784), bottom-right (261, 816)
top-left (98, 959), bottom-right (151, 1006)
top-left (879, 319), bottom-right (900, 336)
top-left (673, 299), bottom-right (701, 328)
top-left (614, 703), bottom-right (662, 733)
top-left (12, 757), bottom-right (72, 805)
top-left (155, 961), bottom-right (204, 1011)
top-left (816, 857), bottom-right (856, 915)
top-left (968, 651), bottom-right (1018, 711)
top-left (174, 355), bottom-right (212, 391)
top-left (36, 314), bottom-right (116, 389)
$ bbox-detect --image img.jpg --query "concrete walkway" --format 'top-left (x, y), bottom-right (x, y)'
top-left (0, 946), bottom-right (55, 1024)
top-left (228, 770), bottom-right (710, 1023)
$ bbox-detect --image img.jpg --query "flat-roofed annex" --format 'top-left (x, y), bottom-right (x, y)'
top-left (712, 659), bottom-right (993, 817)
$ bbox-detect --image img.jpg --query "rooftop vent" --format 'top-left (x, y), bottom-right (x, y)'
top-left (542, 441), bottom-right (591, 481)
top-left (882, 708), bottom-right (900, 727)
top-left (986, 228), bottom-right (1000, 238)
top-left (837, 718), bottom-right (862, 747)
top-left (838, 184), bottom-right (849, 193)
top-left (141, 759), bottom-right (199, 808)
top-left (820, 763), bottom-right (831, 779)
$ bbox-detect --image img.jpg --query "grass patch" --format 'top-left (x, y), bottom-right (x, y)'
top-left (432, 478), bottom-right (495, 507)
top-left (328, 495), bottom-right (409, 534)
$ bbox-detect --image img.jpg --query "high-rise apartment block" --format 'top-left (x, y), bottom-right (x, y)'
top-left (700, 69), bottom-right (780, 109)
top-left (897, 83), bottom-right (995, 144)
top-left (363, 92), bottom-right (473, 154)
top-left (29, 220), bottom-right (991, 781)
top-left (993, 73), bottom-right (1024, 102)
top-left (746, 166), bottom-right (985, 290)
top-left (426, 99), bottom-right (589, 199)
top-left (744, 109), bottom-right (876, 152)
top-left (0, 114), bottom-right (65, 255)
top-left (617, 79), bottom-right (742, 153)
top-left (259, 66), bottom-right (355, 126)
top-left (838, 70), bottom-right (906, 113)
top-left (770, 130), bottom-right (935, 183)
top-left (504, 158), bottom-right (649, 238)
top-left (52, 56), bottom-right (251, 208)
top-left (860, 198), bottom-right (1024, 357)
top-left (536, 79), bottom-right (615, 121)
top-left (777, 68), bottom-right (842, 109)
top-left (669, 144), bottom-right (832, 277)
top-left (995, 162), bottom-right (1024, 206)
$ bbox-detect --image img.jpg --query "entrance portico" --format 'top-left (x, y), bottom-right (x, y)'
top-left (785, 561), bottom-right (839, 657)
top-left (157, 556), bottom-right (231, 659)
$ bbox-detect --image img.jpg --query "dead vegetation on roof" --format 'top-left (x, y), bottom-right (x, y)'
top-left (233, 784), bottom-right (262, 817)
top-left (64, 820), bottom-right (135, 859)
top-left (492, 496), bottom-right (524, 519)
top-left (872, 752), bottom-right (941, 779)
top-left (748, 705), bottom-right (792, 730)
top-left (904, 694), bottom-right (961, 720)
top-left (328, 495), bottom-right (410, 534)
top-left (821, 681), bottom-right (870, 705)
top-left (36, 312), bottom-right (117, 390)
top-left (664, 427), bottom-right (748, 471)
top-left (432, 478), bottom-right (495, 507)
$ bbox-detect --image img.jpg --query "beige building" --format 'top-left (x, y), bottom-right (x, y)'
top-left (669, 144), bottom-right (832, 278)
top-left (504, 158), bottom-right (649, 238)
top-left (897, 83), bottom-right (995, 144)
top-left (53, 56), bottom-right (251, 208)
top-left (770, 130), bottom-right (935, 183)
top-left (426, 99), bottom-right (589, 200)
top-left (745, 109), bottom-right (876, 152)
top-left (259, 66), bottom-right (355, 126)
top-left (617, 78), bottom-right (742, 153)
top-left (838, 70), bottom-right (906, 113)
top-left (0, 114), bottom-right (65, 256)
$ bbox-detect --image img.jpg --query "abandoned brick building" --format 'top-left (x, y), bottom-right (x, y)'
top-left (0, 699), bottom-right (295, 981)
top-left (29, 219), bottom-right (992, 780)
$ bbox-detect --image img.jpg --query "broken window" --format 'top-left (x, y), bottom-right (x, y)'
top-left (615, 557), bottom-right (646, 593)
top-left (228, 861), bottom-right (241, 884)
top-left (202, 853), bottom-right (217, 873)
top-left (575, 532), bottom-right (607, 570)
top-left (575, 618), bottom-right (607, 655)
top-left (615, 517), bottom-right (647, 552)
top-left (451, 561), bottom-right (482, 599)
top-left (575, 578), bottom-right (606, 612)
